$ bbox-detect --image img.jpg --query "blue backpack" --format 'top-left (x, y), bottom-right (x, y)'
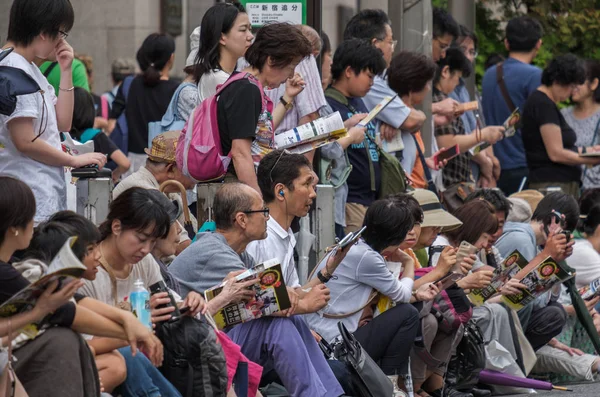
top-left (148, 82), bottom-right (196, 148)
top-left (110, 75), bottom-right (134, 154)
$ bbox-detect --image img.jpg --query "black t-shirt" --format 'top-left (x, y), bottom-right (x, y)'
top-left (0, 260), bottom-right (76, 327)
top-left (521, 90), bottom-right (581, 183)
top-left (92, 131), bottom-right (119, 159)
top-left (111, 76), bottom-right (179, 154)
top-left (216, 73), bottom-right (263, 158)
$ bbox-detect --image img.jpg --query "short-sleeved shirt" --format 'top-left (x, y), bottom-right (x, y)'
top-left (521, 90), bottom-right (581, 183)
top-left (433, 89), bottom-right (472, 188)
top-left (246, 217), bottom-right (300, 288)
top-left (39, 59), bottom-right (90, 95)
top-left (482, 58), bottom-right (542, 170)
top-left (561, 107), bottom-right (600, 189)
top-left (326, 93), bottom-right (380, 206)
top-left (78, 254), bottom-right (163, 307)
top-left (110, 76), bottom-right (179, 154)
top-left (78, 128), bottom-right (119, 159)
top-left (198, 69), bottom-right (230, 102)
top-left (216, 73), bottom-right (275, 167)
top-left (176, 83), bottom-right (200, 122)
top-left (0, 52), bottom-right (67, 224)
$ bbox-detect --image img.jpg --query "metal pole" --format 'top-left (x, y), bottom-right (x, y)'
top-left (448, 0), bottom-right (476, 98)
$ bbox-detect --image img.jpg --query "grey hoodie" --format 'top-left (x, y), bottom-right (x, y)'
top-left (495, 221), bottom-right (538, 262)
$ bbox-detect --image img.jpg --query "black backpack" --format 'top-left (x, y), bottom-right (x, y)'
top-left (156, 315), bottom-right (228, 397)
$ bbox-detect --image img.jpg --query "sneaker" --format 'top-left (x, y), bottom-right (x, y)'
top-left (387, 375), bottom-right (409, 397)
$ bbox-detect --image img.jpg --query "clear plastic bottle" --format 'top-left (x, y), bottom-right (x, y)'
top-left (129, 279), bottom-right (152, 329)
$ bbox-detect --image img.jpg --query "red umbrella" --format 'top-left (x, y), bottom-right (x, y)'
top-left (479, 370), bottom-right (571, 392)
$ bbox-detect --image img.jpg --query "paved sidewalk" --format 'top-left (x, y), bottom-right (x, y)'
top-left (508, 382), bottom-right (600, 397)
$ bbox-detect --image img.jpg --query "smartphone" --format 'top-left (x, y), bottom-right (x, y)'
top-left (149, 280), bottom-right (181, 322)
top-left (453, 241), bottom-right (478, 273)
top-left (435, 272), bottom-right (464, 291)
top-left (433, 144), bottom-right (460, 164)
top-left (0, 47), bottom-right (14, 63)
top-left (340, 226), bottom-right (367, 249)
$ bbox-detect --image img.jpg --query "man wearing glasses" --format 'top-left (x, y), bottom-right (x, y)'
top-left (38, 29), bottom-right (91, 96)
top-left (169, 182), bottom-right (345, 397)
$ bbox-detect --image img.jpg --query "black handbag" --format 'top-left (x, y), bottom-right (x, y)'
top-left (445, 319), bottom-right (486, 392)
top-left (333, 322), bottom-right (394, 397)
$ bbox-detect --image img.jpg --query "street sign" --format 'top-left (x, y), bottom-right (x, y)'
top-left (240, 1), bottom-right (307, 26)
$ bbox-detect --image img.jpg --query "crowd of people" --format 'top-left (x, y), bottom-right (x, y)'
top-left (2, 0), bottom-right (600, 396)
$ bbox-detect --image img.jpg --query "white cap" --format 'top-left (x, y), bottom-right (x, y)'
top-left (186, 26), bottom-right (201, 67)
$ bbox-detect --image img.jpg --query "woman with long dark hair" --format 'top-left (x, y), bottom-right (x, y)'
top-left (110, 33), bottom-right (178, 174)
top-left (194, 1), bottom-right (254, 101)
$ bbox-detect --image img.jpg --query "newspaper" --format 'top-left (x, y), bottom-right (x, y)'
top-left (0, 237), bottom-right (86, 338)
top-left (204, 259), bottom-right (291, 329)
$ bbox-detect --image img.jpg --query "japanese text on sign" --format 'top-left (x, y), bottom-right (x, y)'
top-left (246, 2), bottom-right (303, 26)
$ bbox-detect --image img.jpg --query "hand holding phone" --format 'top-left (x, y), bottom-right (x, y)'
top-left (454, 241), bottom-right (478, 274)
top-left (433, 144), bottom-right (459, 165)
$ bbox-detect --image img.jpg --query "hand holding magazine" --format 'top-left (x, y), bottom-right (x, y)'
top-left (0, 237), bottom-right (86, 338)
top-left (204, 259), bottom-right (291, 329)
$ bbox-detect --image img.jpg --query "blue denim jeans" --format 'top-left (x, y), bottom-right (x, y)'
top-left (115, 347), bottom-right (182, 397)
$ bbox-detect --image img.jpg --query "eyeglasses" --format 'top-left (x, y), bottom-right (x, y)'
top-left (243, 207), bottom-right (270, 218)
top-left (269, 149), bottom-right (291, 183)
top-left (58, 30), bottom-right (69, 39)
top-left (434, 38), bottom-right (451, 50)
top-left (460, 47), bottom-right (478, 57)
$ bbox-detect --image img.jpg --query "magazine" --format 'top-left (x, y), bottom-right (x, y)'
top-left (502, 256), bottom-right (573, 311)
top-left (470, 108), bottom-right (521, 156)
top-left (274, 111), bottom-right (346, 151)
top-left (0, 237), bottom-right (86, 338)
top-left (579, 278), bottom-right (600, 300)
top-left (468, 249), bottom-right (528, 306)
top-left (204, 259), bottom-right (291, 329)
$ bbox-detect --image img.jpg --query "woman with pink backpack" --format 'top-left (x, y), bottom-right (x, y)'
top-left (178, 23), bottom-right (313, 193)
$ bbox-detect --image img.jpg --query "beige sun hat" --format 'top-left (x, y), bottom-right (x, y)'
top-left (410, 189), bottom-right (462, 232)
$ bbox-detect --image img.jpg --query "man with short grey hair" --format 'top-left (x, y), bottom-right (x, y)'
top-left (169, 183), bottom-right (345, 397)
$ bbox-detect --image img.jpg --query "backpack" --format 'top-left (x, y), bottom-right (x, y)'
top-left (156, 315), bottom-right (228, 397)
top-left (176, 73), bottom-right (265, 182)
top-left (109, 75), bottom-right (134, 155)
top-left (148, 82), bottom-right (196, 148)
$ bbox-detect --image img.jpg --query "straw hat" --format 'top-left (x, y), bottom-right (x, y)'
top-left (409, 189), bottom-right (462, 232)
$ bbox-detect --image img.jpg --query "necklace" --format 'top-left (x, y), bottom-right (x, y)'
top-left (98, 241), bottom-right (133, 310)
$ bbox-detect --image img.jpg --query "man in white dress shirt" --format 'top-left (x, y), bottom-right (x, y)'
top-left (246, 149), bottom-right (349, 314)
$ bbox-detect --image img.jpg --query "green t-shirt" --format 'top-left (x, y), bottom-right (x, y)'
top-left (39, 58), bottom-right (90, 95)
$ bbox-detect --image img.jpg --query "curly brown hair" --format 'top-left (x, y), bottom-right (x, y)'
top-left (245, 23), bottom-right (312, 72)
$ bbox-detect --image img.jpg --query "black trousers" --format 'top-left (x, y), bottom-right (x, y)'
top-left (354, 303), bottom-right (420, 375)
top-left (525, 301), bottom-right (567, 351)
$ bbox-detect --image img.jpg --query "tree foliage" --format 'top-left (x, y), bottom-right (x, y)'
top-left (433, 0), bottom-right (600, 84)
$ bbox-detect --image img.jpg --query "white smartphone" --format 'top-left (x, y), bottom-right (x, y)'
top-left (453, 241), bottom-right (478, 273)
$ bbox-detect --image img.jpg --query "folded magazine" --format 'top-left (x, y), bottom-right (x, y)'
top-left (204, 259), bottom-right (291, 329)
top-left (468, 249), bottom-right (528, 306)
top-left (502, 256), bottom-right (573, 311)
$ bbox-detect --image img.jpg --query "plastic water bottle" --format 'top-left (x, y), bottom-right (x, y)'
top-left (130, 279), bottom-right (152, 329)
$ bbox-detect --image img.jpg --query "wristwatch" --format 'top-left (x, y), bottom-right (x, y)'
top-left (280, 96), bottom-right (294, 111)
top-left (317, 270), bottom-right (332, 283)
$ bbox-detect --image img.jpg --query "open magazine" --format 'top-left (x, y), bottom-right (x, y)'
top-left (468, 249), bottom-right (528, 306)
top-left (502, 256), bottom-right (573, 311)
top-left (470, 108), bottom-right (521, 156)
top-left (204, 259), bottom-right (291, 329)
top-left (0, 237), bottom-right (86, 338)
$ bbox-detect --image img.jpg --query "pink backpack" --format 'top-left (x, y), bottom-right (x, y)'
top-left (176, 73), bottom-right (265, 182)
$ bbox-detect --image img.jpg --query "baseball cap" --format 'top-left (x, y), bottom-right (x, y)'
top-left (410, 189), bottom-right (462, 232)
top-left (509, 189), bottom-right (544, 214)
top-left (144, 131), bottom-right (180, 163)
top-left (112, 58), bottom-right (136, 76)
top-left (185, 26), bottom-right (201, 67)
